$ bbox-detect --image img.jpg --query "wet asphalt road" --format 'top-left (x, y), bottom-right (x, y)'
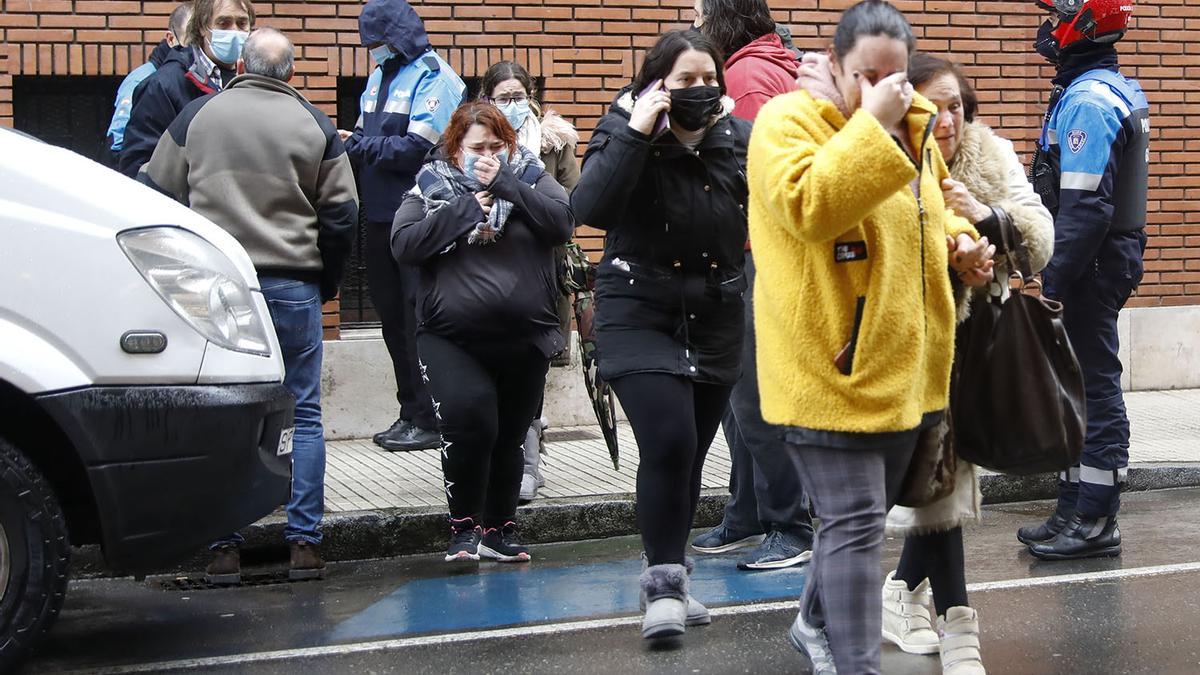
top-left (22, 488), bottom-right (1200, 674)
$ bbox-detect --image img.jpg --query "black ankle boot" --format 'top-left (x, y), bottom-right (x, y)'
top-left (1029, 514), bottom-right (1121, 561)
top-left (1017, 508), bottom-right (1075, 546)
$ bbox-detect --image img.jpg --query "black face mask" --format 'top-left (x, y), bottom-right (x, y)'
top-left (1035, 19), bottom-right (1061, 64)
top-left (669, 85), bottom-right (722, 132)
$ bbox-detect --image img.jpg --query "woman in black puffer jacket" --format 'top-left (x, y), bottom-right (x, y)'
top-left (571, 29), bottom-right (750, 641)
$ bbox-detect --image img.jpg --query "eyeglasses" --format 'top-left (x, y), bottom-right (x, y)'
top-left (490, 94), bottom-right (528, 106)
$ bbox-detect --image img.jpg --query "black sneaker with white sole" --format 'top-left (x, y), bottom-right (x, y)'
top-left (445, 519), bottom-right (482, 562)
top-left (479, 522), bottom-right (531, 563)
top-left (738, 528), bottom-right (814, 570)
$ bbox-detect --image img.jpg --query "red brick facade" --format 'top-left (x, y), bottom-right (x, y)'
top-left (2, 0), bottom-right (1197, 313)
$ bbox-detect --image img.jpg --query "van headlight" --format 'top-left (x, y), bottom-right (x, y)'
top-left (118, 227), bottom-right (272, 357)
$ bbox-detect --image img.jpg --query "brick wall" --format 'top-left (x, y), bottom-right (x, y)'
top-left (2, 0), bottom-right (1197, 313)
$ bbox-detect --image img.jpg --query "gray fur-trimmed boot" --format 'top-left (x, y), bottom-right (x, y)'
top-left (639, 563), bottom-right (688, 639)
top-left (639, 555), bottom-right (710, 627)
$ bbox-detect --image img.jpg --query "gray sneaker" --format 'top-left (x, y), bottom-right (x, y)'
top-left (738, 528), bottom-right (814, 570)
top-left (788, 610), bottom-right (838, 674)
top-left (691, 525), bottom-right (765, 554)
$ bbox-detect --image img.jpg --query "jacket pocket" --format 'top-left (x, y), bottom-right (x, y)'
top-left (834, 295), bottom-right (867, 376)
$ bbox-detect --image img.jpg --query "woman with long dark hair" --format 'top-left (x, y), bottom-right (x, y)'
top-left (693, 0), bottom-right (798, 121)
top-left (391, 102), bottom-right (573, 565)
top-left (747, 1), bottom-right (994, 671)
top-left (571, 29), bottom-right (751, 640)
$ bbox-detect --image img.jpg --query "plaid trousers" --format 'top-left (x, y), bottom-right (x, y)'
top-left (790, 437), bottom-right (918, 675)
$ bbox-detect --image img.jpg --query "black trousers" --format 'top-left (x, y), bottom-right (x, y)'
top-left (419, 333), bottom-right (549, 526)
top-left (610, 373), bottom-right (732, 566)
top-left (722, 253), bottom-right (814, 535)
top-left (366, 221), bottom-right (435, 430)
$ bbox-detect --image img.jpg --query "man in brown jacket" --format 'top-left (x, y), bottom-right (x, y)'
top-left (140, 27), bottom-right (358, 583)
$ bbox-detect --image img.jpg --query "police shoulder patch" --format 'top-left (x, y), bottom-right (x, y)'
top-left (1066, 129), bottom-right (1087, 154)
top-left (425, 97), bottom-right (441, 113)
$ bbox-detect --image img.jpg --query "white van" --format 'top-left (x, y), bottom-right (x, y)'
top-left (0, 128), bottom-right (294, 668)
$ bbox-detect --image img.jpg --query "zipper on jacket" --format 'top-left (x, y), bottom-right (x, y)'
top-left (837, 295), bottom-right (867, 376)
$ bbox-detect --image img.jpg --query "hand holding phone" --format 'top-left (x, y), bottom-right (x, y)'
top-left (630, 79), bottom-right (670, 137)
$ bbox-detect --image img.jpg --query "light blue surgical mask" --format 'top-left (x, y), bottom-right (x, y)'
top-left (461, 151), bottom-right (510, 180)
top-left (370, 45), bottom-right (394, 65)
top-left (497, 100), bottom-right (531, 131)
top-left (209, 29), bottom-right (248, 66)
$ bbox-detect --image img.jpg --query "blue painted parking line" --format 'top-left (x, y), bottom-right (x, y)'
top-left (331, 555), bottom-right (808, 641)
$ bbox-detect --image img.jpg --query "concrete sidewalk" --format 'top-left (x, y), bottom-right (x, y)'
top-left (325, 388), bottom-right (1200, 513)
top-left (77, 390), bottom-right (1200, 574)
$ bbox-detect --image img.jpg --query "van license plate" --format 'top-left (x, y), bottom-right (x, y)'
top-left (277, 427), bottom-right (295, 456)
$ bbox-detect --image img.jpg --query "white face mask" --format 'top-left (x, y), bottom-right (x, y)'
top-left (208, 29), bottom-right (248, 66)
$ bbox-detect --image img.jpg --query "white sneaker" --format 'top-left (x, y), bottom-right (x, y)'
top-left (939, 606), bottom-right (986, 674)
top-left (881, 570), bottom-right (940, 655)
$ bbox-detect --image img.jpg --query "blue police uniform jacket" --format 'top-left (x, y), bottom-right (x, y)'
top-left (1036, 68), bottom-right (1150, 300)
top-left (107, 61), bottom-right (157, 152)
top-left (344, 0), bottom-right (465, 224)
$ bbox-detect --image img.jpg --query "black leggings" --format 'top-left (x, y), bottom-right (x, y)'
top-left (610, 373), bottom-right (732, 566)
top-left (895, 526), bottom-right (969, 617)
top-left (418, 333), bottom-right (549, 527)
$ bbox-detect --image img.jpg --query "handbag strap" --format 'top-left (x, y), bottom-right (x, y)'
top-left (995, 208), bottom-right (1034, 284)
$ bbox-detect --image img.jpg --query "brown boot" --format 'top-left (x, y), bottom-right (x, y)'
top-left (289, 541), bottom-right (326, 580)
top-left (205, 545), bottom-right (241, 585)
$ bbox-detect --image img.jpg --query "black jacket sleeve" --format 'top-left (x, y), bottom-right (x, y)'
top-left (569, 114), bottom-right (650, 231)
top-left (391, 192), bottom-right (481, 266)
top-left (118, 75), bottom-right (181, 179)
top-left (487, 165), bottom-right (574, 246)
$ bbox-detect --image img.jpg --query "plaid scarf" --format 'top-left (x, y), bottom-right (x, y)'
top-left (416, 146), bottom-right (544, 245)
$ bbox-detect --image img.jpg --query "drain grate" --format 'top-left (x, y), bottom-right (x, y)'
top-left (159, 571), bottom-right (318, 591)
top-left (544, 429), bottom-right (600, 443)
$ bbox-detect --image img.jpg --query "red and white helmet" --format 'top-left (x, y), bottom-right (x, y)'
top-left (1035, 0), bottom-right (1134, 51)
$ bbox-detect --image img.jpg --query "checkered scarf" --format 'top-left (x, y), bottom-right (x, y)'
top-left (415, 146), bottom-right (544, 245)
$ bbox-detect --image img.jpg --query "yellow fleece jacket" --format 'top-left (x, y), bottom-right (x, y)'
top-left (747, 90), bottom-right (977, 434)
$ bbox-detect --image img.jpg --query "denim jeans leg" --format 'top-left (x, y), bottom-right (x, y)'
top-left (260, 276), bottom-right (326, 546)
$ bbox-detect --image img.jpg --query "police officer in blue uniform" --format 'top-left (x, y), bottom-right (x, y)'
top-left (1018, 0), bottom-right (1150, 560)
top-left (339, 0), bottom-right (466, 452)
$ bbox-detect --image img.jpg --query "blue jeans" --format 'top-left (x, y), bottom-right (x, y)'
top-left (213, 277), bottom-right (326, 548)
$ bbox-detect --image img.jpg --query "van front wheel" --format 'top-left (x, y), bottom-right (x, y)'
top-left (0, 437), bottom-right (70, 671)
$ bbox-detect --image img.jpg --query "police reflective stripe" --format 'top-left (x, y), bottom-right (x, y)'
top-left (409, 120), bottom-right (441, 144)
top-left (1059, 467), bottom-right (1081, 483)
top-left (1088, 81), bottom-right (1131, 118)
top-left (363, 99), bottom-right (377, 113)
top-left (1061, 171), bottom-right (1103, 191)
top-left (355, 114), bottom-right (364, 129)
top-left (383, 97), bottom-right (412, 115)
top-left (1080, 465), bottom-right (1127, 486)
top-left (1047, 128), bottom-right (1058, 145)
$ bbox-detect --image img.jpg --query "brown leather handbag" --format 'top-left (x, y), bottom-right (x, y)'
top-left (951, 216), bottom-right (1087, 476)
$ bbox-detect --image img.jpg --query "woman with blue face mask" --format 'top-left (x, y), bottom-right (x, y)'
top-left (479, 61), bottom-right (580, 194)
top-left (479, 60), bottom-right (583, 504)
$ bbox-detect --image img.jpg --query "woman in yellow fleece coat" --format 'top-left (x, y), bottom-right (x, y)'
top-left (745, 2), bottom-right (994, 673)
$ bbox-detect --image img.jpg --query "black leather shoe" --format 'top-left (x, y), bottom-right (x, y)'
top-left (1017, 508), bottom-right (1075, 546)
top-left (1029, 514), bottom-right (1122, 561)
top-left (379, 423), bottom-right (442, 452)
top-left (372, 418), bottom-right (408, 447)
